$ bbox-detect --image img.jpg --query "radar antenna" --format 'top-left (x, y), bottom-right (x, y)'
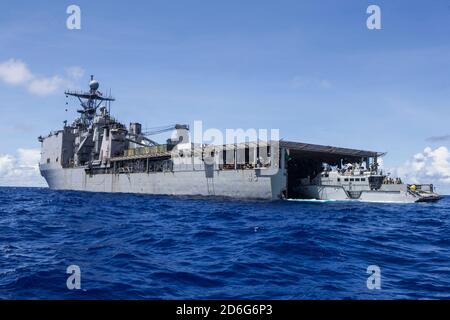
top-left (65, 75), bottom-right (115, 126)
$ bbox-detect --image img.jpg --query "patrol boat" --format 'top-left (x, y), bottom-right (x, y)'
top-left (294, 163), bottom-right (441, 203)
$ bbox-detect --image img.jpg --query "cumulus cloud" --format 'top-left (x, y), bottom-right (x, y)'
top-left (0, 59), bottom-right (33, 85)
top-left (28, 76), bottom-right (66, 96)
top-left (0, 148), bottom-right (46, 187)
top-left (0, 58), bottom-right (84, 96)
top-left (391, 146), bottom-right (450, 185)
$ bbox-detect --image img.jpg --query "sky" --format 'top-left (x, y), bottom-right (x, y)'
top-left (1, 0), bottom-right (450, 192)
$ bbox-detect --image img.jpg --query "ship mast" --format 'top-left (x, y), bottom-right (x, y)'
top-left (65, 75), bottom-right (115, 126)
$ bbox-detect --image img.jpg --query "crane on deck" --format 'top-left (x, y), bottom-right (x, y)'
top-left (127, 124), bottom-right (189, 147)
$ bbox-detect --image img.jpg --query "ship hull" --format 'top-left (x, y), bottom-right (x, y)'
top-left (39, 165), bottom-right (287, 200)
top-left (296, 185), bottom-right (441, 203)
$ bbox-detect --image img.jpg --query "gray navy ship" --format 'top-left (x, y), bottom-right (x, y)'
top-left (38, 76), bottom-right (441, 203)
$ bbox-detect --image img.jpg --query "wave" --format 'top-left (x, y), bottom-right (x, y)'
top-left (0, 187), bottom-right (449, 299)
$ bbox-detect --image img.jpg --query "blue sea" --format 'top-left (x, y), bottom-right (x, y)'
top-left (0, 187), bottom-right (449, 300)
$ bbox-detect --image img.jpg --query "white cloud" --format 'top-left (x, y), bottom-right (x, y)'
top-left (0, 154), bottom-right (15, 176)
top-left (0, 58), bottom-right (84, 97)
top-left (28, 76), bottom-right (66, 96)
top-left (0, 59), bottom-right (33, 85)
top-left (391, 146), bottom-right (450, 186)
top-left (0, 148), bottom-right (46, 187)
top-left (17, 148), bottom-right (41, 168)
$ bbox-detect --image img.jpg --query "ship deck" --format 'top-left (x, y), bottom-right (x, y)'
top-left (110, 152), bottom-right (172, 162)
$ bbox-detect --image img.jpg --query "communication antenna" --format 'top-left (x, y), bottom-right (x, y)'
top-left (109, 88), bottom-right (112, 115)
top-left (64, 75), bottom-right (115, 126)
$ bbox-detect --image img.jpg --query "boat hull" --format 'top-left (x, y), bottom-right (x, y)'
top-left (296, 184), bottom-right (440, 203)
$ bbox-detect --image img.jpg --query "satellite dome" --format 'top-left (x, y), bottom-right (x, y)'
top-left (89, 79), bottom-right (99, 91)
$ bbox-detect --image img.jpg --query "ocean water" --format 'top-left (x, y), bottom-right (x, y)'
top-left (0, 187), bottom-right (449, 300)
